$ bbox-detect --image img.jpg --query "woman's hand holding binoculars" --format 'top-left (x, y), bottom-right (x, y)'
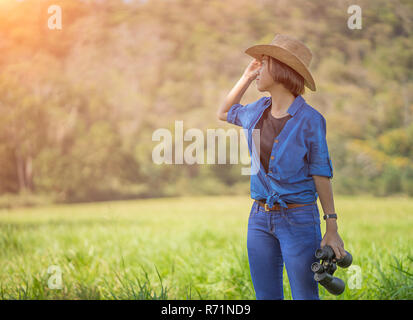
top-left (320, 227), bottom-right (346, 261)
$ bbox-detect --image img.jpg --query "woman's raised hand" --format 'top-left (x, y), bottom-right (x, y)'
top-left (242, 57), bottom-right (262, 81)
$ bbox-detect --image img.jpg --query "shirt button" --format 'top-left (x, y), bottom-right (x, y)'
top-left (270, 156), bottom-right (274, 160)
top-left (269, 170), bottom-right (272, 174)
top-left (274, 139), bottom-right (279, 143)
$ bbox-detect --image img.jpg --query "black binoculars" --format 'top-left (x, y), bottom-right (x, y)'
top-left (311, 245), bottom-right (353, 295)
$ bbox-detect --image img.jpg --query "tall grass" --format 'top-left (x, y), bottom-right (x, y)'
top-left (0, 195), bottom-right (411, 299)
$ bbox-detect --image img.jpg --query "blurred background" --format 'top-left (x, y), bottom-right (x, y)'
top-left (0, 0), bottom-right (412, 208)
top-left (0, 0), bottom-right (412, 301)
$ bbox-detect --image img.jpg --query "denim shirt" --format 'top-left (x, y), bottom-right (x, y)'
top-left (226, 95), bottom-right (333, 208)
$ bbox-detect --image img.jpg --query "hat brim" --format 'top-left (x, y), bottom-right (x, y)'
top-left (245, 45), bottom-right (316, 91)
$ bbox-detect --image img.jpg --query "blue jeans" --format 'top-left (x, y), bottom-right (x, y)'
top-left (247, 201), bottom-right (323, 300)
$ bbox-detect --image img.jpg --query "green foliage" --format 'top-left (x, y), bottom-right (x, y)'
top-left (374, 165), bottom-right (402, 196)
top-left (0, 0), bottom-right (412, 205)
top-left (401, 166), bottom-right (413, 197)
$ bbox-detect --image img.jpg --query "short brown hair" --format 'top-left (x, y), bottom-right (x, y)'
top-left (265, 55), bottom-right (305, 97)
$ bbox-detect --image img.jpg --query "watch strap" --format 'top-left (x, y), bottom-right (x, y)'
top-left (323, 213), bottom-right (337, 220)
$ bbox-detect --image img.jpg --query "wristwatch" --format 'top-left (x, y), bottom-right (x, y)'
top-left (323, 213), bottom-right (338, 220)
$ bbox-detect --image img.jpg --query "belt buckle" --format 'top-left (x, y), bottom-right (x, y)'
top-left (265, 203), bottom-right (270, 211)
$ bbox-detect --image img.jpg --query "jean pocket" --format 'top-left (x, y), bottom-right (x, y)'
top-left (249, 202), bottom-right (258, 220)
top-left (284, 205), bottom-right (316, 227)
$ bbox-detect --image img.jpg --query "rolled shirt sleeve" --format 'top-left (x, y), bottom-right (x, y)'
top-left (307, 114), bottom-right (334, 178)
top-left (227, 103), bottom-right (247, 127)
top-left (226, 97), bottom-right (266, 128)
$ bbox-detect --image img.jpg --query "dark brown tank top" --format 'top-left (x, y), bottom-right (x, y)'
top-left (254, 106), bottom-right (292, 173)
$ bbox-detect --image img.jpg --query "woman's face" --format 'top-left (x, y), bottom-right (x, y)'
top-left (256, 55), bottom-right (274, 91)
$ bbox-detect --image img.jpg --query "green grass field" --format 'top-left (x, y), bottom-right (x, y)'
top-left (0, 195), bottom-right (412, 300)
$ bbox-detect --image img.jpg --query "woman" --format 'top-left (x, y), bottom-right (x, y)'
top-left (217, 34), bottom-right (346, 300)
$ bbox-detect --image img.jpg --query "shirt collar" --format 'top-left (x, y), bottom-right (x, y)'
top-left (265, 95), bottom-right (304, 117)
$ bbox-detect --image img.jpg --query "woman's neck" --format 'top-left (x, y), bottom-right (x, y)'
top-left (268, 84), bottom-right (296, 117)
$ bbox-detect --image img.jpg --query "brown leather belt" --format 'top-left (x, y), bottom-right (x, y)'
top-left (255, 199), bottom-right (316, 212)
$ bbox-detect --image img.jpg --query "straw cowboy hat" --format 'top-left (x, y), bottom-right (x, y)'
top-left (244, 33), bottom-right (316, 91)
